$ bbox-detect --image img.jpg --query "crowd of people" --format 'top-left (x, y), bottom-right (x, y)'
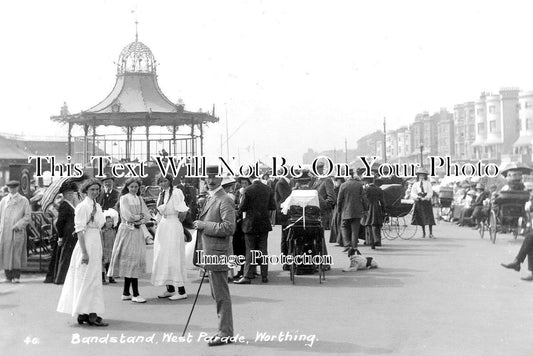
top-left (3, 162), bottom-right (533, 346)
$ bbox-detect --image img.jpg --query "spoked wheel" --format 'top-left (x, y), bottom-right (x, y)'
top-left (479, 220), bottom-right (485, 239)
top-left (398, 216), bottom-right (418, 240)
top-left (315, 237), bottom-right (325, 284)
top-left (489, 210), bottom-right (497, 244)
top-left (382, 217), bottom-right (398, 240)
top-left (289, 238), bottom-right (296, 284)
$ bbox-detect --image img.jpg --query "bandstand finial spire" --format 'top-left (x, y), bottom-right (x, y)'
top-left (135, 19), bottom-right (139, 42)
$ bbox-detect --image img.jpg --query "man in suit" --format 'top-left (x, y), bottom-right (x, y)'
top-left (337, 174), bottom-right (368, 255)
top-left (193, 166), bottom-right (236, 347)
top-left (234, 175), bottom-right (276, 284)
top-left (97, 175), bottom-right (119, 211)
top-left (312, 162), bottom-right (336, 230)
top-left (274, 174), bottom-right (292, 260)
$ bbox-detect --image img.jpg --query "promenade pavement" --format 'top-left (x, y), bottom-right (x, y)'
top-left (1, 221), bottom-right (533, 356)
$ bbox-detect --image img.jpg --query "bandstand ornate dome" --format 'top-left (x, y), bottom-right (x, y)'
top-left (117, 40), bottom-right (156, 74)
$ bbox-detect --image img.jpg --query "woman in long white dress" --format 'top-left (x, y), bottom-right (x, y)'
top-left (108, 178), bottom-right (151, 303)
top-left (57, 178), bottom-right (108, 326)
top-left (152, 174), bottom-right (189, 300)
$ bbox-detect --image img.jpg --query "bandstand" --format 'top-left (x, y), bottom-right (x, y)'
top-left (51, 34), bottom-right (218, 166)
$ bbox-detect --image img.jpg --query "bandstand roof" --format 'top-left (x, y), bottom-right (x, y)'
top-left (51, 39), bottom-right (218, 128)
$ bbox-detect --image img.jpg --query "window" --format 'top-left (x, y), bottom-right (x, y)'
top-left (489, 105), bottom-right (495, 113)
top-left (527, 118), bottom-right (532, 130)
top-left (489, 121), bottom-right (496, 133)
top-left (477, 108), bottom-right (484, 115)
top-left (526, 102), bottom-right (532, 108)
top-left (477, 123), bottom-right (485, 133)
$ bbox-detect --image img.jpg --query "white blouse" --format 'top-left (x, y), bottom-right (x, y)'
top-left (410, 180), bottom-right (433, 201)
top-left (74, 197), bottom-right (105, 233)
top-left (157, 188), bottom-right (189, 215)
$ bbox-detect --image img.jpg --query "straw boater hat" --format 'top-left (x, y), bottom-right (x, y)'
top-left (221, 176), bottom-right (236, 187)
top-left (415, 167), bottom-right (429, 176)
top-left (6, 180), bottom-right (20, 187)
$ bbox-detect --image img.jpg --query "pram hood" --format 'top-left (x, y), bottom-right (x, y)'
top-left (281, 189), bottom-right (320, 215)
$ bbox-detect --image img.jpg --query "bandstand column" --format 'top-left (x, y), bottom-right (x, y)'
top-left (190, 118), bottom-right (195, 157)
top-left (145, 125), bottom-right (150, 162)
top-left (67, 122), bottom-right (73, 156)
top-left (200, 123), bottom-right (204, 156)
top-left (92, 119), bottom-right (97, 159)
top-left (125, 126), bottom-right (131, 161)
top-left (83, 124), bottom-right (89, 165)
top-left (172, 125), bottom-right (177, 156)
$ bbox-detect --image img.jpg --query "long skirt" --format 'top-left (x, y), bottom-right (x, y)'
top-left (329, 207), bottom-right (342, 245)
top-left (151, 216), bottom-right (187, 286)
top-left (57, 228), bottom-right (104, 316)
top-left (44, 241), bottom-right (62, 283)
top-left (55, 233), bottom-right (78, 284)
top-left (108, 224), bottom-right (146, 278)
top-left (411, 200), bottom-right (436, 226)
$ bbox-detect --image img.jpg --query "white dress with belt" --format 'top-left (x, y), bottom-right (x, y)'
top-left (57, 197), bottom-right (105, 316)
top-left (151, 188), bottom-right (189, 286)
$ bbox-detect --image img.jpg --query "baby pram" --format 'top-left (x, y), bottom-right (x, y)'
top-left (381, 184), bottom-right (417, 240)
top-left (438, 186), bottom-right (454, 222)
top-left (281, 190), bottom-right (326, 284)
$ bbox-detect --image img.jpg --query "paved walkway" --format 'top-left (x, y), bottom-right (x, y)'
top-left (1, 222), bottom-right (533, 356)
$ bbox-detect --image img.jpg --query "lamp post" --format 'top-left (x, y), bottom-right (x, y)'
top-left (419, 143), bottom-right (424, 167)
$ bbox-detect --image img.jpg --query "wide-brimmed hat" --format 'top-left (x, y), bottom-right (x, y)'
top-left (6, 180), bottom-right (20, 187)
top-left (476, 183), bottom-right (485, 190)
top-left (467, 190), bottom-right (476, 196)
top-left (102, 208), bottom-right (119, 227)
top-left (415, 167), bottom-right (429, 175)
top-left (59, 181), bottom-right (78, 194)
top-left (221, 176), bottom-right (236, 187)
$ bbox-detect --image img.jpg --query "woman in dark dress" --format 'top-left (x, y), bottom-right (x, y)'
top-left (329, 177), bottom-right (345, 245)
top-left (43, 194), bottom-right (64, 283)
top-left (362, 177), bottom-right (386, 248)
top-left (54, 182), bottom-right (78, 284)
top-left (410, 167), bottom-right (436, 238)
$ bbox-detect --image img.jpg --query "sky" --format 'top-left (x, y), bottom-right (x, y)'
top-left (1, 0), bottom-right (533, 165)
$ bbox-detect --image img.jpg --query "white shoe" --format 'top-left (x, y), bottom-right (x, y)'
top-left (158, 291), bottom-right (175, 298)
top-left (169, 293), bottom-right (187, 301)
top-left (131, 296), bottom-right (146, 303)
top-left (121, 295), bottom-right (132, 300)
top-left (12, 278), bottom-right (20, 283)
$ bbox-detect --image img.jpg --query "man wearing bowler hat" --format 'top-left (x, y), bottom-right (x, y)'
top-left (0, 180), bottom-right (31, 283)
top-left (97, 174), bottom-right (120, 211)
top-left (193, 165), bottom-right (236, 346)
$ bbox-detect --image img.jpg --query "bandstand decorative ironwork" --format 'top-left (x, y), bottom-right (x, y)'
top-left (51, 34), bottom-right (218, 166)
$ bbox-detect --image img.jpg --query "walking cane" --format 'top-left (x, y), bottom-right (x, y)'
top-left (182, 268), bottom-right (207, 336)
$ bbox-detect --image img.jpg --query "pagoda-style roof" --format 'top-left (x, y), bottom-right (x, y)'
top-left (51, 39), bottom-right (218, 127)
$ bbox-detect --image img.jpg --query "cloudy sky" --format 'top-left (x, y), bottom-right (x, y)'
top-left (1, 0), bottom-right (533, 164)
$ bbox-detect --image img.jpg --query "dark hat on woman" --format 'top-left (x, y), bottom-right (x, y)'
top-left (59, 181), bottom-right (78, 194)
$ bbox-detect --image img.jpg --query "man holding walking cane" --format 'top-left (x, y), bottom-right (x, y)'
top-left (192, 165), bottom-right (236, 347)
